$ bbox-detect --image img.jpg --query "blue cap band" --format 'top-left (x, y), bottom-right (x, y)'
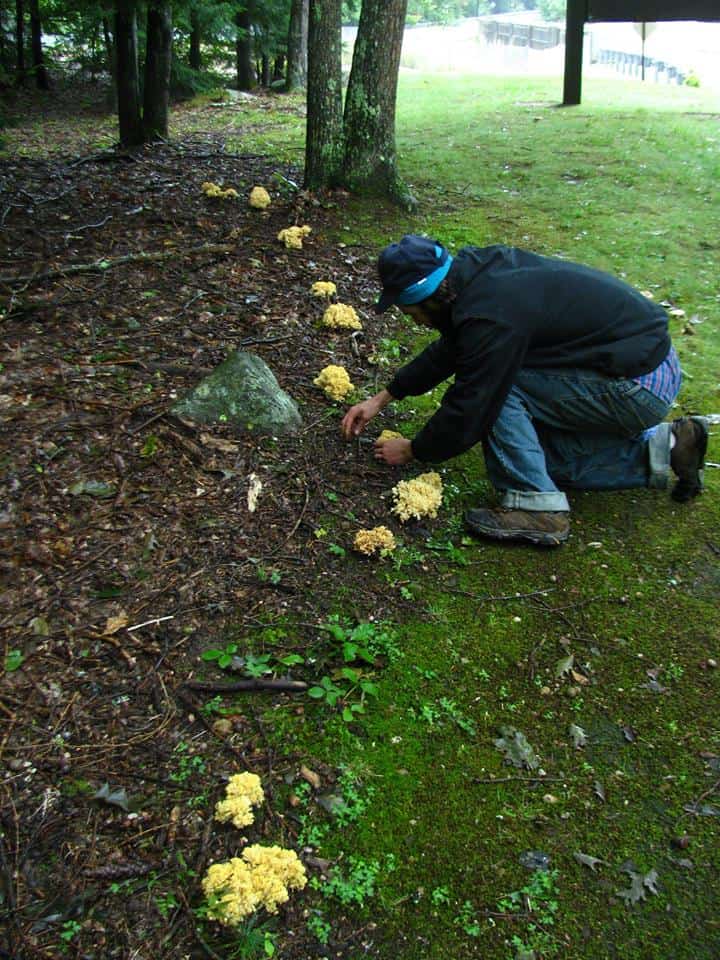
top-left (396, 252), bottom-right (453, 306)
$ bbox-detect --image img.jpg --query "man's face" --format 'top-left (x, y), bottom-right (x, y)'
top-left (400, 303), bottom-right (435, 328)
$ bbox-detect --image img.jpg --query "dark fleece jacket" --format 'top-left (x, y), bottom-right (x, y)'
top-left (387, 244), bottom-right (671, 463)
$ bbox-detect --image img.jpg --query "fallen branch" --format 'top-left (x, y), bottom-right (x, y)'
top-left (184, 678), bottom-right (308, 694)
top-left (1, 242), bottom-right (235, 287)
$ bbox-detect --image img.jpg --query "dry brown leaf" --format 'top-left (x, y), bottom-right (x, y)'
top-left (104, 613), bottom-right (129, 636)
top-left (300, 764), bottom-right (321, 789)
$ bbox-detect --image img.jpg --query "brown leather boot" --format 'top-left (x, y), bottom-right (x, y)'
top-left (670, 416), bottom-right (708, 502)
top-left (465, 508), bottom-right (570, 546)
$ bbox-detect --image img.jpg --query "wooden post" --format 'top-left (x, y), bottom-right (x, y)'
top-left (562, 0), bottom-right (586, 106)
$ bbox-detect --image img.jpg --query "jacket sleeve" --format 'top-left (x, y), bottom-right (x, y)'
top-left (410, 318), bottom-right (528, 463)
top-left (387, 337), bottom-right (456, 400)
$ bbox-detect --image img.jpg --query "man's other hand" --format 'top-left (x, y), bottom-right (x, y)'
top-left (374, 437), bottom-right (413, 466)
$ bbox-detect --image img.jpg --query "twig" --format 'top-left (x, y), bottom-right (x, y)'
top-left (445, 586), bottom-right (556, 603)
top-left (473, 775), bottom-right (565, 784)
top-left (184, 678), bottom-right (308, 693)
top-left (127, 615), bottom-right (175, 633)
top-left (271, 487), bottom-right (310, 553)
top-left (1, 242), bottom-right (235, 287)
top-left (66, 214), bottom-right (113, 235)
top-left (129, 408), bottom-right (169, 435)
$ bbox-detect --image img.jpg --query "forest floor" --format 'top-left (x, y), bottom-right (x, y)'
top-left (1, 81), bottom-right (408, 959)
top-left (1, 76), bottom-right (719, 960)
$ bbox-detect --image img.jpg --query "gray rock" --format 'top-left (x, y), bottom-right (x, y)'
top-left (171, 351), bottom-right (302, 433)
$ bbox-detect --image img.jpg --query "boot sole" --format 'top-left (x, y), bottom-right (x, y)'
top-left (671, 416), bottom-right (708, 503)
top-left (465, 516), bottom-right (569, 547)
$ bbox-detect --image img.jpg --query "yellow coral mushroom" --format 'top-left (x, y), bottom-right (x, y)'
top-left (202, 858), bottom-right (258, 926)
top-left (201, 181), bottom-right (238, 200)
top-left (313, 364), bottom-right (354, 401)
top-left (277, 225), bottom-right (312, 250)
top-left (391, 472), bottom-right (443, 522)
top-left (353, 526), bottom-right (396, 556)
top-left (321, 303), bottom-right (362, 331)
top-left (378, 430), bottom-right (403, 443)
top-left (311, 281), bottom-right (337, 298)
top-left (249, 186), bottom-right (271, 209)
top-left (214, 771), bottom-right (264, 828)
top-left (241, 845), bottom-right (307, 912)
top-left (226, 772), bottom-right (264, 804)
top-left (201, 846), bottom-right (307, 926)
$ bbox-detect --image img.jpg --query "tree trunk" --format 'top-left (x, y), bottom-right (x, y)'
top-left (235, 7), bottom-right (255, 90)
top-left (28, 0), bottom-right (49, 89)
top-left (114, 0), bottom-right (143, 147)
top-left (189, 6), bottom-right (201, 70)
top-left (102, 17), bottom-right (118, 111)
top-left (260, 52), bottom-right (269, 86)
top-left (15, 0), bottom-right (25, 84)
top-left (285, 0), bottom-right (308, 91)
top-left (342, 0), bottom-right (410, 202)
top-left (143, 0), bottom-right (172, 141)
top-left (304, 0), bottom-right (342, 190)
top-left (273, 54), bottom-right (285, 83)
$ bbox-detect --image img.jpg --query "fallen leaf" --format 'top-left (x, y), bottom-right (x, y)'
top-left (69, 479), bottom-right (117, 499)
top-left (683, 802), bottom-right (720, 817)
top-left (26, 542), bottom-right (54, 565)
top-left (555, 654), bottom-right (574, 679)
top-left (569, 723), bottom-right (587, 749)
top-left (494, 726), bottom-right (539, 770)
top-left (574, 851), bottom-right (605, 871)
top-left (200, 432), bottom-right (239, 454)
top-left (616, 866), bottom-right (659, 906)
top-left (104, 613), bottom-right (128, 636)
top-left (247, 473), bottom-right (263, 513)
top-left (317, 793), bottom-right (345, 815)
top-left (93, 783), bottom-right (130, 812)
top-left (300, 765), bottom-right (321, 789)
top-left (30, 616), bottom-right (50, 636)
top-left (570, 669), bottom-right (589, 685)
top-left (621, 725), bottom-right (637, 743)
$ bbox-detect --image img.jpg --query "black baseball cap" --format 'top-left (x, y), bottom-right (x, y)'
top-left (374, 235), bottom-right (453, 314)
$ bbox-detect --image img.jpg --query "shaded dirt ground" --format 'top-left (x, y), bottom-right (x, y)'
top-left (1, 98), bottom-right (414, 959)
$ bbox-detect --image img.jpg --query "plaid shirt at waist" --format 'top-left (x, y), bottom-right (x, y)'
top-left (632, 345), bottom-right (681, 404)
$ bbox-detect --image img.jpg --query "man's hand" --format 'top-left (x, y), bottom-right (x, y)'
top-left (374, 437), bottom-right (413, 466)
top-left (341, 389), bottom-right (394, 440)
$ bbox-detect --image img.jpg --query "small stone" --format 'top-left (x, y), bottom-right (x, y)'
top-left (543, 793), bottom-right (559, 804)
top-left (707, 658), bottom-right (717, 669)
top-left (672, 835), bottom-right (690, 850)
top-left (540, 686), bottom-right (551, 695)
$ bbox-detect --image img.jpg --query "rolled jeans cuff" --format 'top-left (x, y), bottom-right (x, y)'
top-left (647, 421), bottom-right (672, 489)
top-left (500, 489), bottom-right (570, 512)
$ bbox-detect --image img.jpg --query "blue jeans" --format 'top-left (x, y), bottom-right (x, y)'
top-left (482, 368), bottom-right (675, 512)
